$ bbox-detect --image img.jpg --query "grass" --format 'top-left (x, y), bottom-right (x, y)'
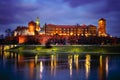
top-left (6, 45), bottom-right (120, 55)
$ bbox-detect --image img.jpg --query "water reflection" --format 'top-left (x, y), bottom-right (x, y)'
top-left (29, 59), bottom-right (35, 79)
top-left (99, 55), bottom-right (103, 80)
top-left (0, 50), bottom-right (119, 80)
top-left (51, 54), bottom-right (57, 76)
top-left (74, 54), bottom-right (79, 72)
top-left (35, 55), bottom-right (38, 65)
top-left (85, 54), bottom-right (91, 79)
top-left (99, 55), bottom-right (109, 80)
top-left (106, 56), bottom-right (109, 78)
top-left (68, 55), bottom-right (73, 77)
top-left (40, 61), bottom-right (43, 79)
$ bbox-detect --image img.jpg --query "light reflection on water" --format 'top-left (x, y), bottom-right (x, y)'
top-left (0, 51), bottom-right (120, 80)
top-left (85, 54), bottom-right (91, 80)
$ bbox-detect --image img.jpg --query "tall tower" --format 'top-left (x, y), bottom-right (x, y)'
top-left (28, 21), bottom-right (36, 35)
top-left (98, 18), bottom-right (107, 36)
top-left (35, 17), bottom-right (40, 32)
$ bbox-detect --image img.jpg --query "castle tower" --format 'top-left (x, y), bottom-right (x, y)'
top-left (35, 17), bottom-right (40, 32)
top-left (98, 18), bottom-right (107, 36)
top-left (28, 21), bottom-right (36, 35)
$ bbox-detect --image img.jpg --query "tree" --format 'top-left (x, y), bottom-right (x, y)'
top-left (0, 34), bottom-right (4, 39)
top-left (5, 28), bottom-right (12, 37)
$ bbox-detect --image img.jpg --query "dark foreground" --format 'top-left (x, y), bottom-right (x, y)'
top-left (0, 51), bottom-right (120, 80)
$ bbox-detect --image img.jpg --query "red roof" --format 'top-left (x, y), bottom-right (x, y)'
top-left (47, 24), bottom-right (78, 28)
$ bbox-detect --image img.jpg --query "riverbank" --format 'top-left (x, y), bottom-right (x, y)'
top-left (5, 45), bottom-right (120, 55)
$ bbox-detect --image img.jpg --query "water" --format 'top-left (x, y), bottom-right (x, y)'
top-left (0, 51), bottom-right (120, 80)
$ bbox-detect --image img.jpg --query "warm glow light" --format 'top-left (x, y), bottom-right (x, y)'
top-left (11, 53), bottom-right (14, 58)
top-left (29, 59), bottom-right (34, 79)
top-left (106, 56), bottom-right (109, 77)
top-left (85, 33), bottom-right (88, 37)
top-left (40, 61), bottom-right (43, 79)
top-left (35, 55), bottom-right (38, 64)
top-left (100, 55), bottom-right (102, 68)
top-left (99, 55), bottom-right (103, 80)
top-left (4, 46), bottom-right (10, 50)
top-left (4, 51), bottom-right (10, 58)
top-left (19, 36), bottom-right (26, 44)
top-left (99, 20), bottom-right (103, 24)
top-left (51, 55), bottom-right (57, 76)
top-left (17, 54), bottom-right (24, 66)
top-left (68, 55), bottom-right (72, 77)
top-left (85, 54), bottom-right (91, 79)
top-left (36, 21), bottom-right (40, 25)
top-left (36, 26), bottom-right (40, 32)
top-left (74, 54), bottom-right (79, 72)
top-left (70, 33), bottom-right (73, 35)
top-left (29, 25), bottom-right (35, 32)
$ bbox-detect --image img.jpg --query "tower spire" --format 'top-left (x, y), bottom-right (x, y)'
top-left (36, 17), bottom-right (40, 26)
top-left (35, 17), bottom-right (40, 32)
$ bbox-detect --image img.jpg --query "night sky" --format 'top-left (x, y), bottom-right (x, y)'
top-left (0, 0), bottom-right (120, 37)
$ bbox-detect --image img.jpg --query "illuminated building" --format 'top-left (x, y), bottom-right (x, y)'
top-left (36, 17), bottom-right (41, 32)
top-left (98, 18), bottom-right (107, 36)
top-left (14, 17), bottom-right (41, 36)
top-left (44, 24), bottom-right (97, 36)
top-left (28, 21), bottom-right (36, 35)
top-left (13, 18), bottom-right (109, 44)
top-left (14, 18), bottom-right (107, 37)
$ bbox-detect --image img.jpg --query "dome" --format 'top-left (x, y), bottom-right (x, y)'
top-left (99, 18), bottom-right (106, 21)
top-left (28, 21), bottom-right (36, 26)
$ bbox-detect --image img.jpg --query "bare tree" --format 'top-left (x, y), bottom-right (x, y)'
top-left (5, 28), bottom-right (12, 37)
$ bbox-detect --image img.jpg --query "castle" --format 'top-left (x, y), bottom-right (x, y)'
top-left (13, 17), bottom-right (108, 44)
top-left (14, 17), bottom-right (40, 36)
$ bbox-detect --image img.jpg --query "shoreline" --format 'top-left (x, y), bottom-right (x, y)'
top-left (3, 45), bottom-right (120, 55)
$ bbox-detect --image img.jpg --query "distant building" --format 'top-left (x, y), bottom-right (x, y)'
top-left (13, 18), bottom-right (108, 44)
top-left (98, 18), bottom-right (107, 36)
top-left (44, 24), bottom-right (97, 37)
top-left (14, 17), bottom-right (41, 36)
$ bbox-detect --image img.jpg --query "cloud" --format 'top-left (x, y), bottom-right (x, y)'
top-left (63, 0), bottom-right (101, 8)
top-left (0, 0), bottom-right (120, 37)
top-left (0, 0), bottom-right (39, 25)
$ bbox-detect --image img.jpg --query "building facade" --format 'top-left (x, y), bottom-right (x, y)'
top-left (14, 17), bottom-right (41, 36)
top-left (13, 18), bottom-right (108, 44)
top-left (44, 24), bottom-right (97, 37)
top-left (98, 18), bottom-right (107, 36)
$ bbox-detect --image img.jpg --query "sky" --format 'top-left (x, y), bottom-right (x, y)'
top-left (0, 0), bottom-right (120, 37)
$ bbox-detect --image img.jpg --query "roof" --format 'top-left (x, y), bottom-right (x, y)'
top-left (28, 21), bottom-right (36, 25)
top-left (14, 26), bottom-right (28, 31)
top-left (99, 18), bottom-right (106, 21)
top-left (46, 24), bottom-right (79, 28)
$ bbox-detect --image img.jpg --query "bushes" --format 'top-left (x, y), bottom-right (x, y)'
top-left (45, 41), bottom-right (52, 48)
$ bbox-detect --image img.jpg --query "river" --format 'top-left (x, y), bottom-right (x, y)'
top-left (0, 51), bottom-right (120, 80)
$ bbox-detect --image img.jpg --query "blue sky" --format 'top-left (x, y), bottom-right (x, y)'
top-left (0, 0), bottom-right (120, 37)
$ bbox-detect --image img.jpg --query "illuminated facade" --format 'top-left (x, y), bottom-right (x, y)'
top-left (44, 24), bottom-right (97, 36)
top-left (28, 21), bottom-right (36, 35)
top-left (13, 18), bottom-right (109, 44)
top-left (14, 17), bottom-right (41, 36)
top-left (98, 18), bottom-right (107, 36)
top-left (14, 18), bottom-right (107, 37)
